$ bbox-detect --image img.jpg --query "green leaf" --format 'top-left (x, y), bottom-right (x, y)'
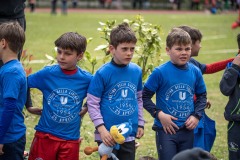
top-left (87, 37), bottom-right (93, 43)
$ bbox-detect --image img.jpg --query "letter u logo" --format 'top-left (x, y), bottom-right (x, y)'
top-left (60, 96), bottom-right (68, 105)
top-left (121, 89), bottom-right (128, 98)
top-left (179, 92), bottom-right (186, 100)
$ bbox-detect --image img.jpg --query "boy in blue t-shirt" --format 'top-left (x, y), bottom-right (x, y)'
top-left (87, 22), bottom-right (145, 160)
top-left (143, 28), bottom-right (207, 160)
top-left (0, 22), bottom-right (26, 159)
top-left (27, 32), bottom-right (92, 160)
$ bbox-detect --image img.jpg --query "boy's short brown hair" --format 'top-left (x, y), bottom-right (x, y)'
top-left (178, 25), bottom-right (202, 44)
top-left (110, 22), bottom-right (137, 48)
top-left (166, 28), bottom-right (192, 49)
top-left (55, 32), bottom-right (87, 55)
top-left (0, 22), bottom-right (25, 54)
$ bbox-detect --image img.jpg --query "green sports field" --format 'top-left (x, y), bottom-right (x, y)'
top-left (24, 9), bottom-right (239, 159)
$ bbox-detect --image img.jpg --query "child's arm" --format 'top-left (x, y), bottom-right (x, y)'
top-left (0, 98), bottom-right (17, 152)
top-left (205, 58), bottom-right (234, 74)
top-left (136, 127), bottom-right (144, 139)
top-left (190, 57), bottom-right (234, 74)
top-left (79, 102), bottom-right (88, 117)
top-left (136, 90), bottom-right (144, 139)
top-left (142, 87), bottom-right (160, 118)
top-left (205, 100), bottom-right (211, 109)
top-left (185, 115), bottom-right (199, 130)
top-left (157, 111), bottom-right (178, 134)
top-left (186, 92), bottom-right (207, 130)
top-left (143, 87), bottom-right (178, 134)
top-left (97, 125), bottom-right (115, 146)
top-left (220, 55), bottom-right (240, 96)
top-left (0, 144), bottom-right (3, 155)
top-left (25, 87), bottom-right (42, 115)
top-left (87, 93), bottom-right (115, 146)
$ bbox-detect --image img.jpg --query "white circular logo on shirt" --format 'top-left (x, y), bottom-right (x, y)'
top-left (47, 88), bottom-right (80, 123)
top-left (165, 83), bottom-right (193, 118)
top-left (108, 81), bottom-right (137, 116)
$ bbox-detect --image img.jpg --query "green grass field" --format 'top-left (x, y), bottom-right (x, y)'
top-left (23, 9), bottom-right (239, 160)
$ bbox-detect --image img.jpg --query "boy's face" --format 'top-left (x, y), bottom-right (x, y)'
top-left (109, 42), bottom-right (135, 65)
top-left (56, 47), bottom-right (83, 70)
top-left (191, 40), bottom-right (201, 57)
top-left (166, 43), bottom-right (191, 66)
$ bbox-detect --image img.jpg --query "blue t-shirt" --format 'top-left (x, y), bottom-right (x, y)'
top-left (28, 65), bottom-right (92, 140)
top-left (88, 62), bottom-right (142, 137)
top-left (0, 60), bottom-right (27, 143)
top-left (144, 61), bottom-right (206, 128)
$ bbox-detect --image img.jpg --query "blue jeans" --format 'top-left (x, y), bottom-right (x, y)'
top-left (0, 134), bottom-right (26, 160)
top-left (155, 127), bottom-right (193, 160)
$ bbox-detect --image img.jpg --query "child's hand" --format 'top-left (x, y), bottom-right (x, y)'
top-left (79, 106), bottom-right (88, 117)
top-left (136, 127), bottom-right (144, 139)
top-left (0, 144), bottom-right (4, 155)
top-left (98, 125), bottom-right (115, 147)
top-left (158, 111), bottom-right (179, 134)
top-left (232, 54), bottom-right (240, 66)
top-left (185, 115), bottom-right (199, 130)
top-left (205, 99), bottom-right (211, 109)
top-left (27, 107), bottom-right (42, 115)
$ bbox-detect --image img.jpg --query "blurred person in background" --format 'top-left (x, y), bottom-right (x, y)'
top-left (0, 0), bottom-right (26, 66)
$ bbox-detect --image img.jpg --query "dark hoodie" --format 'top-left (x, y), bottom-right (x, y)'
top-left (220, 63), bottom-right (240, 121)
top-left (0, 0), bottom-right (26, 19)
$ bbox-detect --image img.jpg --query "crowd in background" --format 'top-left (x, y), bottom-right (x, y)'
top-left (26, 0), bottom-right (240, 14)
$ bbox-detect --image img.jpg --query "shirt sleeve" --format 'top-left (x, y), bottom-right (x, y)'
top-left (144, 68), bottom-right (161, 92)
top-left (137, 90), bottom-right (145, 127)
top-left (0, 98), bottom-right (17, 144)
top-left (142, 86), bottom-right (158, 118)
top-left (25, 79), bottom-right (33, 108)
top-left (2, 72), bottom-right (21, 99)
top-left (205, 58), bottom-right (234, 74)
top-left (87, 71), bottom-right (105, 127)
top-left (194, 92), bottom-right (207, 120)
top-left (87, 93), bottom-right (104, 127)
top-left (87, 71), bottom-right (105, 98)
top-left (27, 67), bottom-right (47, 89)
top-left (195, 69), bottom-right (206, 95)
top-left (220, 63), bottom-right (240, 96)
top-left (193, 69), bottom-right (207, 119)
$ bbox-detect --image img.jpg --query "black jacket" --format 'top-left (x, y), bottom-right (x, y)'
top-left (0, 0), bottom-right (26, 19)
top-left (220, 63), bottom-right (240, 121)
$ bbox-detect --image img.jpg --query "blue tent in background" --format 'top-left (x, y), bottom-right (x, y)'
top-left (194, 112), bottom-right (216, 152)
